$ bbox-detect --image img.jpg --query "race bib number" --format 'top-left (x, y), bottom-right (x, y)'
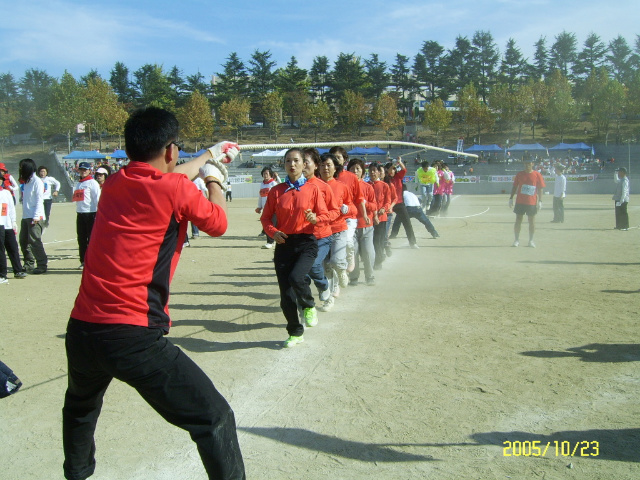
top-left (259, 187), bottom-right (270, 197)
top-left (1, 203), bottom-right (7, 216)
top-left (520, 184), bottom-right (536, 196)
top-left (72, 189), bottom-right (85, 202)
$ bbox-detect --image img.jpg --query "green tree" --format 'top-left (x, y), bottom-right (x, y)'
top-left (0, 73), bottom-right (20, 142)
top-left (363, 53), bottom-right (389, 100)
top-left (338, 90), bottom-right (367, 138)
top-left (109, 61), bottom-right (135, 106)
top-left (215, 52), bottom-right (249, 108)
top-left (217, 97), bottom-right (250, 143)
top-left (582, 68), bottom-right (626, 142)
top-left (167, 65), bottom-right (187, 107)
top-left (304, 100), bottom-right (334, 142)
top-left (84, 77), bottom-right (127, 149)
top-left (549, 31), bottom-right (577, 78)
top-left (545, 70), bottom-right (578, 142)
top-left (248, 50), bottom-right (277, 102)
top-left (373, 93), bottom-right (404, 140)
top-left (18, 68), bottom-right (55, 137)
top-left (500, 38), bottom-right (527, 88)
top-left (177, 90), bottom-right (214, 149)
top-left (262, 91), bottom-right (283, 141)
top-left (607, 35), bottom-right (633, 84)
top-left (456, 83), bottom-right (494, 143)
top-left (471, 30), bottom-right (500, 103)
top-left (422, 98), bottom-right (452, 146)
top-left (390, 53), bottom-right (414, 116)
top-left (530, 36), bottom-right (548, 80)
top-left (572, 32), bottom-right (607, 80)
top-left (419, 40), bottom-right (446, 101)
top-left (441, 36), bottom-right (475, 98)
top-left (47, 71), bottom-right (86, 140)
top-left (133, 64), bottom-right (173, 109)
top-left (329, 53), bottom-right (366, 105)
top-left (275, 56), bottom-right (308, 127)
top-left (309, 56), bottom-right (331, 103)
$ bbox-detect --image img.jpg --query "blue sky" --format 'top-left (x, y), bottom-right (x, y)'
top-left (0, 0), bottom-right (637, 81)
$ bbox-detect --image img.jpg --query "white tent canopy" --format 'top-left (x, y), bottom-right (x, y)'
top-left (251, 149), bottom-right (288, 157)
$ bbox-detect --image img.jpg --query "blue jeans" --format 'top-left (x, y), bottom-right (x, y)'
top-left (308, 235), bottom-right (332, 293)
top-left (406, 206), bottom-right (438, 236)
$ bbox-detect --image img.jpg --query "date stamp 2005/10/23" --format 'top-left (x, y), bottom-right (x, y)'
top-left (503, 440), bottom-right (599, 457)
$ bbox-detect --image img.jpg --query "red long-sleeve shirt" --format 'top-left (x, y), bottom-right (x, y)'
top-left (390, 168), bottom-right (406, 204)
top-left (370, 180), bottom-right (391, 222)
top-left (357, 180), bottom-right (377, 229)
top-left (260, 181), bottom-right (329, 237)
top-left (307, 176), bottom-right (340, 239)
top-left (337, 170), bottom-right (364, 218)
top-left (325, 178), bottom-right (348, 234)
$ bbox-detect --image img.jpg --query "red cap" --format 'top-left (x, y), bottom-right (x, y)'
top-left (0, 163), bottom-right (7, 171)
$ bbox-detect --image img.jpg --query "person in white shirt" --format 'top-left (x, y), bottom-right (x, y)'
top-left (551, 164), bottom-right (566, 223)
top-left (613, 167), bottom-right (630, 230)
top-left (72, 162), bottom-right (101, 269)
top-left (402, 184), bottom-right (439, 238)
top-left (37, 166), bottom-right (61, 228)
top-left (0, 177), bottom-right (27, 281)
top-left (19, 158), bottom-right (48, 274)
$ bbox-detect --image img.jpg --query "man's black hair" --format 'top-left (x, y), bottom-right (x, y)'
top-left (124, 107), bottom-right (179, 162)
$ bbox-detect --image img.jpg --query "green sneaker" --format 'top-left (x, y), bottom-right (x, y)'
top-left (283, 335), bottom-right (304, 348)
top-left (304, 307), bottom-right (318, 327)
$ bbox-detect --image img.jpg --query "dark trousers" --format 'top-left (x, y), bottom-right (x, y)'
top-left (19, 218), bottom-right (47, 269)
top-left (427, 194), bottom-right (442, 215)
top-left (273, 234), bottom-right (318, 337)
top-left (615, 201), bottom-right (629, 229)
top-left (2, 228), bottom-right (23, 274)
top-left (0, 226), bottom-right (5, 277)
top-left (372, 222), bottom-right (387, 266)
top-left (62, 319), bottom-right (245, 480)
top-left (390, 203), bottom-right (417, 246)
top-left (406, 206), bottom-right (438, 236)
top-left (44, 198), bottom-right (53, 226)
top-left (552, 197), bottom-right (564, 222)
top-left (76, 212), bottom-right (96, 264)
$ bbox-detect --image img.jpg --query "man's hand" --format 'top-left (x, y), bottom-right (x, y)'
top-left (273, 231), bottom-right (288, 244)
top-left (304, 209), bottom-right (317, 225)
top-left (509, 198), bottom-right (514, 208)
top-left (208, 141), bottom-right (240, 164)
top-left (255, 207), bottom-right (262, 214)
top-left (199, 164), bottom-right (227, 189)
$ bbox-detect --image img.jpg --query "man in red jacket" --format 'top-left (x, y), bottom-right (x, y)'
top-left (62, 107), bottom-right (245, 480)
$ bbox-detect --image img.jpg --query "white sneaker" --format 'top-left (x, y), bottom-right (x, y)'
top-left (319, 287), bottom-right (330, 302)
top-left (338, 269), bottom-right (349, 288)
top-left (318, 296), bottom-right (334, 312)
top-left (512, 240), bottom-right (519, 247)
top-left (528, 241), bottom-right (536, 248)
top-left (331, 283), bottom-right (341, 298)
top-left (0, 276), bottom-right (8, 284)
top-left (262, 243), bottom-right (274, 249)
top-left (346, 250), bottom-right (355, 273)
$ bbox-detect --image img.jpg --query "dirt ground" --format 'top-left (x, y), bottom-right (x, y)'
top-left (1, 194), bottom-right (638, 480)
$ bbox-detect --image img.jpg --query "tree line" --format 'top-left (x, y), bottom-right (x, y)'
top-left (1, 30), bottom-right (639, 149)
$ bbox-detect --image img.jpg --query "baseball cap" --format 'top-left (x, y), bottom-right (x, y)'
top-left (0, 163), bottom-right (7, 171)
top-left (78, 161), bottom-right (91, 170)
top-left (96, 167), bottom-right (109, 175)
top-left (616, 167), bottom-right (627, 174)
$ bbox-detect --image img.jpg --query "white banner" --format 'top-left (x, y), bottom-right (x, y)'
top-left (229, 175), bottom-right (253, 184)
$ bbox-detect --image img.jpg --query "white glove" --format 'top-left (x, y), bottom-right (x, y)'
top-left (208, 141), bottom-right (240, 164)
top-left (199, 164), bottom-right (228, 190)
top-left (537, 201), bottom-right (542, 210)
top-left (340, 204), bottom-right (349, 215)
top-left (508, 198), bottom-right (513, 208)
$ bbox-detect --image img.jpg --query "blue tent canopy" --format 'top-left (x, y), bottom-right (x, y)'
top-left (347, 146), bottom-right (387, 155)
top-left (62, 150), bottom-right (107, 160)
top-left (508, 143), bottom-right (547, 152)
top-left (316, 148), bottom-right (330, 154)
top-left (549, 142), bottom-right (591, 152)
top-left (464, 144), bottom-right (503, 152)
top-left (178, 150), bottom-right (195, 158)
top-left (107, 149), bottom-right (128, 159)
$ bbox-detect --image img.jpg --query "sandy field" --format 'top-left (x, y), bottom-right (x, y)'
top-left (1, 194), bottom-right (638, 480)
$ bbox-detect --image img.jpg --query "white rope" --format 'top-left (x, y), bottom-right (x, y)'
top-left (237, 140), bottom-right (478, 159)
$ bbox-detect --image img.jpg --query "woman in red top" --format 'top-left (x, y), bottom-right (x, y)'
top-left (319, 153), bottom-right (350, 299)
top-left (387, 158), bottom-right (418, 249)
top-left (260, 148), bottom-right (329, 348)
top-left (302, 148), bottom-right (340, 312)
top-left (368, 162), bottom-right (391, 270)
top-left (347, 158), bottom-right (377, 286)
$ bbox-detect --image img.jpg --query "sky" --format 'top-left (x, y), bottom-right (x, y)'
top-left (0, 0), bottom-right (638, 81)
